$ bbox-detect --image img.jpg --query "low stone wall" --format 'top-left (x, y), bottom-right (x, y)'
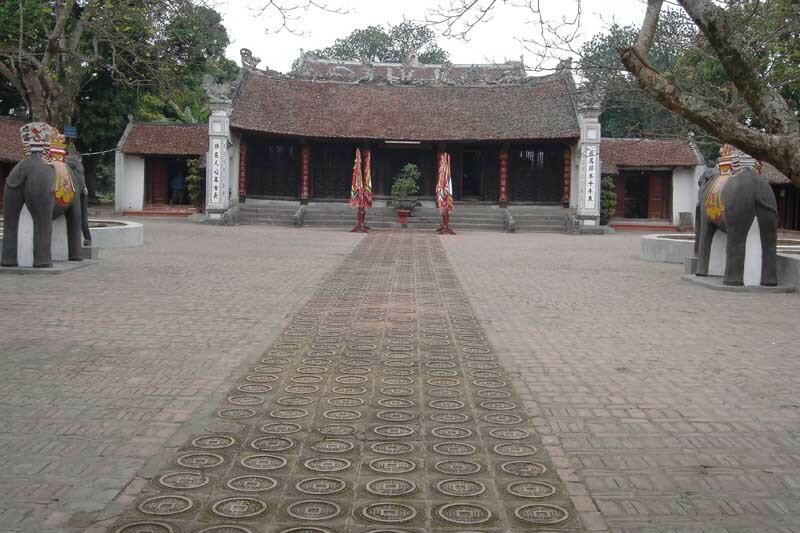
top-left (640, 234), bottom-right (694, 264)
top-left (89, 220), bottom-right (143, 248)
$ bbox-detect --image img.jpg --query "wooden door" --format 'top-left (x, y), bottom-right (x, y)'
top-left (647, 174), bottom-right (668, 219)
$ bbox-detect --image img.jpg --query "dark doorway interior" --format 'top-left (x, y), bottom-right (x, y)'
top-left (613, 171), bottom-right (671, 219)
top-left (145, 157), bottom-right (191, 205)
top-left (373, 145), bottom-right (436, 197)
top-left (246, 139), bottom-right (300, 198)
top-left (461, 151), bottom-right (481, 199)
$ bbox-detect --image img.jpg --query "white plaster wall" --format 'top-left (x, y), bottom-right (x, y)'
top-left (229, 133), bottom-right (240, 202)
top-left (671, 166), bottom-right (701, 225)
top-left (116, 154), bottom-right (145, 211)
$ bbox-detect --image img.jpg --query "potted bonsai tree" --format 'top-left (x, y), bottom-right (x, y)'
top-left (391, 163), bottom-right (420, 225)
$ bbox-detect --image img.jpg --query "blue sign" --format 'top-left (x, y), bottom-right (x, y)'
top-left (63, 125), bottom-right (78, 138)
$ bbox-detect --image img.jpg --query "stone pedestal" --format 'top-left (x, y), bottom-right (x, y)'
top-left (17, 206), bottom-right (68, 267)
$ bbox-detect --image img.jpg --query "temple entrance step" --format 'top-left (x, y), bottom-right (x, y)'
top-left (304, 205), bottom-right (507, 231)
top-left (509, 206), bottom-right (570, 233)
top-left (239, 202), bottom-right (299, 226)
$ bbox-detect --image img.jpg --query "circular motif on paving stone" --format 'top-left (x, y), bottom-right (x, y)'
top-left (387, 331), bottom-right (414, 338)
top-left (377, 410), bottom-right (415, 422)
top-left (494, 443), bottom-right (538, 457)
top-left (260, 422), bottom-right (302, 435)
top-left (327, 397), bottom-right (364, 407)
top-left (324, 409), bottom-right (362, 420)
top-left (270, 408), bottom-right (308, 419)
top-left (489, 428), bottom-right (530, 440)
top-left (514, 504), bottom-right (569, 524)
top-left (274, 342), bottom-right (302, 350)
top-left (350, 343), bottom-right (377, 351)
top-left (138, 495), bottom-right (194, 516)
top-left (332, 386), bottom-right (368, 395)
top-left (261, 355), bottom-right (292, 364)
top-left (177, 452), bottom-right (224, 469)
top-left (366, 478), bottom-right (417, 497)
top-left (434, 459), bottom-right (482, 475)
top-left (335, 375), bottom-right (368, 384)
top-left (477, 389), bottom-right (511, 399)
top-left (240, 454), bottom-right (287, 471)
top-left (116, 522), bottom-right (175, 533)
top-left (430, 412), bottom-right (470, 424)
top-left (426, 361), bottom-right (456, 369)
top-left (228, 395), bottom-right (264, 406)
top-left (431, 426), bottom-right (473, 439)
top-left (318, 424), bottom-right (357, 437)
top-left (480, 400), bottom-right (517, 411)
top-left (380, 387), bottom-right (415, 397)
top-left (297, 366), bottom-right (328, 374)
top-left (238, 383), bottom-right (272, 394)
top-left (218, 408), bottom-right (255, 419)
top-left (423, 339), bottom-right (451, 346)
top-left (226, 475), bottom-right (278, 493)
top-left (360, 502), bottom-right (417, 523)
top-left (386, 345), bottom-right (414, 352)
top-left (484, 413), bottom-right (524, 425)
top-left (192, 435), bottom-right (235, 449)
top-left (196, 527), bottom-right (253, 533)
top-left (291, 375), bottom-right (323, 384)
top-left (287, 500), bottom-right (341, 520)
top-left (507, 481), bottom-right (557, 498)
top-left (426, 369), bottom-right (459, 378)
top-left (251, 437), bottom-right (294, 452)
top-left (428, 388), bottom-right (462, 398)
top-left (312, 343), bottom-right (342, 350)
top-left (433, 442), bottom-right (477, 456)
top-left (303, 358), bottom-right (333, 366)
top-left (383, 352), bottom-right (413, 360)
top-left (278, 529), bottom-right (333, 533)
top-left (342, 358), bottom-right (372, 366)
top-left (465, 354), bottom-right (496, 362)
top-left (380, 377), bottom-right (414, 386)
top-left (339, 367), bottom-right (371, 375)
top-left (470, 370), bottom-right (503, 379)
top-left (429, 400), bottom-right (465, 410)
top-left (158, 471), bottom-right (210, 490)
top-left (501, 461), bottom-right (547, 477)
top-left (246, 374), bottom-right (278, 383)
top-left (383, 360), bottom-right (414, 368)
top-left (371, 441), bottom-right (414, 455)
top-left (474, 379), bottom-right (507, 389)
top-left (435, 478), bottom-right (487, 497)
top-left (310, 439), bottom-right (355, 454)
top-left (307, 350), bottom-right (336, 357)
top-left (467, 361), bottom-right (498, 370)
top-left (373, 425), bottom-right (415, 438)
top-left (285, 384), bottom-right (319, 394)
top-left (436, 503), bottom-right (492, 525)
top-left (304, 457), bottom-right (352, 472)
top-left (277, 396), bottom-right (314, 407)
top-left (377, 398), bottom-right (414, 408)
top-left (296, 477), bottom-right (347, 495)
top-left (462, 346), bottom-right (492, 355)
top-left (383, 368), bottom-right (415, 377)
top-left (254, 365), bottom-right (285, 373)
top-left (368, 458), bottom-right (416, 474)
top-left (427, 378), bottom-right (460, 387)
top-left (211, 497), bottom-right (267, 519)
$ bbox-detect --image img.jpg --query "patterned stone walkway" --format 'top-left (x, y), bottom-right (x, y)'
top-left (108, 232), bottom-right (580, 532)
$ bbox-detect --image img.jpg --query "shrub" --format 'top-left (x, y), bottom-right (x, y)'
top-left (600, 175), bottom-right (618, 225)
top-left (391, 163), bottom-right (420, 206)
top-left (186, 158), bottom-right (204, 207)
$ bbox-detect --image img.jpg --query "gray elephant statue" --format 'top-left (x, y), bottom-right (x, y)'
top-left (2, 153), bottom-right (91, 268)
top-left (694, 148), bottom-right (778, 286)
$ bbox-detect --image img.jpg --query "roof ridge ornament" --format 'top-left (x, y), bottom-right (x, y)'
top-left (240, 48), bottom-right (261, 71)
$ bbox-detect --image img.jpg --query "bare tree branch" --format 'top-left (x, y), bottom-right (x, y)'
top-left (251, 0), bottom-right (348, 35)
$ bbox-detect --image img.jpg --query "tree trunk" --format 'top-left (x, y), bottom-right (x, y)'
top-left (82, 154), bottom-right (99, 202)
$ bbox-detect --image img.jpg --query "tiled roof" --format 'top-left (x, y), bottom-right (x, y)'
top-left (293, 56), bottom-right (527, 85)
top-left (600, 138), bottom-right (704, 174)
top-left (0, 117), bottom-right (26, 162)
top-left (120, 122), bottom-right (208, 156)
top-left (230, 72), bottom-right (580, 142)
top-left (761, 162), bottom-right (791, 185)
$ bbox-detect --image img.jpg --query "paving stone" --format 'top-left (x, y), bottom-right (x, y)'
top-left (107, 232), bottom-right (580, 532)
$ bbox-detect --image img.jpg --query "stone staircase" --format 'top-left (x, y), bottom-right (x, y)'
top-left (239, 200), bottom-right (300, 226)
top-left (508, 205), bottom-right (571, 233)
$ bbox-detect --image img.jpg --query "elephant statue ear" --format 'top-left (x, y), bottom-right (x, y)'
top-left (5, 156), bottom-right (34, 189)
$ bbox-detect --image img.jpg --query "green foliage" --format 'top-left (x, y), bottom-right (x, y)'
top-left (308, 21), bottom-right (449, 64)
top-left (391, 164), bottom-right (420, 207)
top-left (600, 176), bottom-right (617, 226)
top-left (185, 158), bottom-right (203, 207)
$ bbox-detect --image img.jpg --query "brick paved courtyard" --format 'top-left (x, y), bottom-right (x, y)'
top-left (1, 220), bottom-right (799, 532)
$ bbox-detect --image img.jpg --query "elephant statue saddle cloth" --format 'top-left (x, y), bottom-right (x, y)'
top-left (50, 160), bottom-right (75, 208)
top-left (704, 173), bottom-right (730, 224)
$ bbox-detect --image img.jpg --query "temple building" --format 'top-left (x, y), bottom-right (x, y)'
top-left (0, 117), bottom-right (26, 207)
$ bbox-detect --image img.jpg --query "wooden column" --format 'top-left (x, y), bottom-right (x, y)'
top-left (238, 142), bottom-right (247, 202)
top-left (562, 148), bottom-right (571, 207)
top-left (499, 144), bottom-right (509, 206)
top-left (300, 143), bottom-right (311, 203)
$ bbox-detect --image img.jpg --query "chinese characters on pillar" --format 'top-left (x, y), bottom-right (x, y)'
top-left (211, 138), bottom-right (222, 205)
top-left (583, 144), bottom-right (598, 210)
top-left (239, 143), bottom-right (247, 200)
top-left (499, 147), bottom-right (509, 204)
top-left (562, 148), bottom-right (571, 206)
top-left (301, 145), bottom-right (311, 200)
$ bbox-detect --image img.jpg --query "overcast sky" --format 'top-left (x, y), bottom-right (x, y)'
top-left (218, 0), bottom-right (648, 73)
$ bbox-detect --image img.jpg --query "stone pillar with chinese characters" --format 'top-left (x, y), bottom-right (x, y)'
top-left (576, 100), bottom-right (602, 226)
top-left (300, 144), bottom-right (311, 203)
top-left (205, 101), bottom-right (232, 219)
top-left (499, 144), bottom-right (509, 206)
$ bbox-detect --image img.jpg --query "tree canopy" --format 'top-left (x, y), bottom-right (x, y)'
top-left (308, 21), bottom-right (450, 64)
